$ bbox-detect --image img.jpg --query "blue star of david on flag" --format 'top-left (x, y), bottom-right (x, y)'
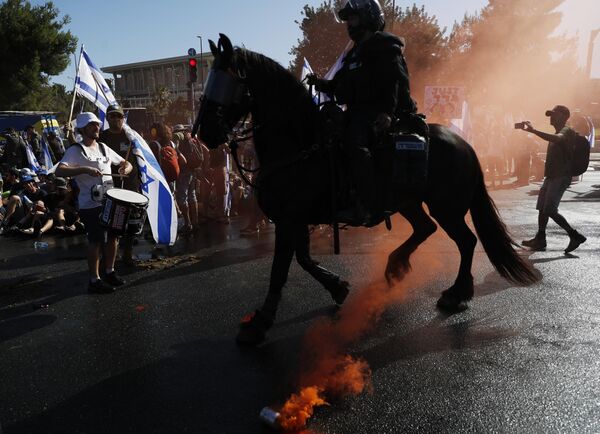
top-left (139, 163), bottom-right (155, 194)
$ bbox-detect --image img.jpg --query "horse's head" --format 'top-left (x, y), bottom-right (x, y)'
top-left (193, 34), bottom-right (251, 149)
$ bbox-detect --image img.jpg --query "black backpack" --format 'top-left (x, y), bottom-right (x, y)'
top-left (569, 132), bottom-right (591, 176)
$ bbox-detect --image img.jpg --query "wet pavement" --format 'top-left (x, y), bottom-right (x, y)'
top-left (1, 168), bottom-right (599, 433)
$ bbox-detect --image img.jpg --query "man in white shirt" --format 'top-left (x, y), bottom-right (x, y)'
top-left (56, 112), bottom-right (133, 294)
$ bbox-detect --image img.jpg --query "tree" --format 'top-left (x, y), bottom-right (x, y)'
top-left (150, 86), bottom-right (172, 119)
top-left (444, 0), bottom-right (581, 113)
top-left (387, 4), bottom-right (449, 107)
top-left (289, 1), bottom-right (348, 78)
top-left (0, 0), bottom-right (77, 110)
top-left (165, 97), bottom-right (191, 125)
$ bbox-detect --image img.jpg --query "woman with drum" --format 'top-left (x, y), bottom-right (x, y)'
top-left (55, 112), bottom-right (133, 294)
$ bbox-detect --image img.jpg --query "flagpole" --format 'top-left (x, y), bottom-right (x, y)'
top-left (67, 45), bottom-right (83, 126)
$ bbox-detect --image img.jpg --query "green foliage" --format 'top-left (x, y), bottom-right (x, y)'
top-left (0, 0), bottom-right (77, 110)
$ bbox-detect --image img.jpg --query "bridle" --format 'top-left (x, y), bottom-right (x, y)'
top-left (195, 59), bottom-right (321, 191)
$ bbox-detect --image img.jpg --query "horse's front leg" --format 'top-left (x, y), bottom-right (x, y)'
top-left (295, 224), bottom-right (349, 305)
top-left (236, 222), bottom-right (295, 346)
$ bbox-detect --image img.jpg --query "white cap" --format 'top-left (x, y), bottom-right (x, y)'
top-left (75, 112), bottom-right (101, 129)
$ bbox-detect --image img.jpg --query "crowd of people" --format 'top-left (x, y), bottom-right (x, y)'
top-left (0, 112), bottom-right (267, 248)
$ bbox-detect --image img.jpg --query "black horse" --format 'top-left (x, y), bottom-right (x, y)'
top-left (195, 34), bottom-right (538, 345)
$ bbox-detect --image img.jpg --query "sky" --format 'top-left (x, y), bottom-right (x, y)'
top-left (30, 0), bottom-right (600, 87)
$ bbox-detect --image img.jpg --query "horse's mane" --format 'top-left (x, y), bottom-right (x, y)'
top-left (234, 47), bottom-right (317, 137)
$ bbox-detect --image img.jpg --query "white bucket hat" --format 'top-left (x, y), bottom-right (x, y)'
top-left (75, 112), bottom-right (102, 129)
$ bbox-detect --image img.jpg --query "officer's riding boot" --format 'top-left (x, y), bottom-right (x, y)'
top-left (338, 147), bottom-right (378, 226)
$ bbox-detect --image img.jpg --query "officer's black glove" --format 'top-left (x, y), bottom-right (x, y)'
top-left (373, 113), bottom-right (392, 135)
top-left (305, 74), bottom-right (319, 86)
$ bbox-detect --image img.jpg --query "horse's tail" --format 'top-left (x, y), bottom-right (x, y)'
top-left (470, 158), bottom-right (539, 285)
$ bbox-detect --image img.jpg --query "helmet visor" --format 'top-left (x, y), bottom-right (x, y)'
top-left (334, 0), bottom-right (370, 23)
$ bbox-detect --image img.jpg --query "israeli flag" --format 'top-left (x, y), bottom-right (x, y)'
top-left (24, 142), bottom-right (42, 172)
top-left (324, 41), bottom-right (352, 80)
top-left (302, 42), bottom-right (352, 105)
top-left (449, 101), bottom-right (473, 143)
top-left (75, 47), bottom-right (117, 128)
top-left (40, 136), bottom-right (54, 168)
top-left (301, 58), bottom-right (319, 104)
top-left (124, 125), bottom-right (178, 246)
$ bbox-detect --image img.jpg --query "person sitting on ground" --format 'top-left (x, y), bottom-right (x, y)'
top-left (43, 176), bottom-right (78, 233)
top-left (18, 199), bottom-right (53, 237)
top-left (0, 173), bottom-right (42, 233)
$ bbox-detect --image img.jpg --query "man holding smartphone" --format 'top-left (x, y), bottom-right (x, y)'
top-left (517, 105), bottom-right (586, 253)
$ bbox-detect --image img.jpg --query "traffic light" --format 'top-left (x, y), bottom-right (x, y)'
top-left (188, 57), bottom-right (198, 83)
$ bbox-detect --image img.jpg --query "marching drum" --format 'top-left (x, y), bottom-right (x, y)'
top-left (99, 188), bottom-right (149, 236)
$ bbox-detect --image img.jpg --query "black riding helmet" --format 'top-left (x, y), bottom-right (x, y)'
top-left (336, 0), bottom-right (385, 32)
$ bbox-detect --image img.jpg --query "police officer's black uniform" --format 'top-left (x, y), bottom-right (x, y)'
top-left (311, 0), bottom-right (417, 224)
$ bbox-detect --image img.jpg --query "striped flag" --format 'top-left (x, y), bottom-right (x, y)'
top-left (75, 47), bottom-right (117, 128)
top-left (39, 136), bottom-right (54, 168)
top-left (24, 142), bottom-right (42, 172)
top-left (301, 58), bottom-right (319, 104)
top-left (302, 41), bottom-right (352, 105)
top-left (124, 125), bottom-right (178, 246)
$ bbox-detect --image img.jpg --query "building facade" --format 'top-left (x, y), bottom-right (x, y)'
top-left (102, 53), bottom-right (213, 110)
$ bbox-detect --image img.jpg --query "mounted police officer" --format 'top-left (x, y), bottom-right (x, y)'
top-left (308, 0), bottom-right (417, 225)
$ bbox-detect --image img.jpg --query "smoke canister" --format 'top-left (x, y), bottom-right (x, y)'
top-left (259, 407), bottom-right (281, 429)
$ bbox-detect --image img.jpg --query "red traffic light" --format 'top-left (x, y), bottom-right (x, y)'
top-left (188, 58), bottom-right (197, 67)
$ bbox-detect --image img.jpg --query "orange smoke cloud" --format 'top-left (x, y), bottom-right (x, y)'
top-left (277, 237), bottom-right (447, 431)
top-left (279, 386), bottom-right (328, 432)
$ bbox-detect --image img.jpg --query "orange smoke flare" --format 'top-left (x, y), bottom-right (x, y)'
top-left (279, 386), bottom-right (328, 432)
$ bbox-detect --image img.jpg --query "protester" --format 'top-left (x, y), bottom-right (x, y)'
top-left (55, 112), bottom-right (133, 293)
top-left (173, 124), bottom-right (199, 233)
top-left (99, 104), bottom-right (141, 265)
top-left (25, 125), bottom-right (43, 163)
top-left (519, 105), bottom-right (586, 253)
top-left (0, 127), bottom-right (28, 169)
top-left (149, 123), bottom-right (182, 192)
top-left (47, 130), bottom-right (65, 161)
top-left (208, 143), bottom-right (230, 223)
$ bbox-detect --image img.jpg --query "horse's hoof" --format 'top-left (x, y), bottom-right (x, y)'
top-left (436, 294), bottom-right (469, 313)
top-left (436, 286), bottom-right (471, 313)
top-left (329, 281), bottom-right (350, 305)
top-left (385, 268), bottom-right (406, 286)
top-left (236, 310), bottom-right (273, 346)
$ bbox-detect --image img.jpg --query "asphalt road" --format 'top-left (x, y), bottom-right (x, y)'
top-left (1, 169), bottom-right (599, 434)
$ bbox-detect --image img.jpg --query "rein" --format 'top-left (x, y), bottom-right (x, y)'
top-left (228, 129), bottom-right (321, 190)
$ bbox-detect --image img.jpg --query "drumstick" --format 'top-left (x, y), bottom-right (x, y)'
top-left (102, 173), bottom-right (129, 178)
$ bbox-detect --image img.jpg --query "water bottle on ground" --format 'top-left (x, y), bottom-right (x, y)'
top-left (33, 241), bottom-right (49, 252)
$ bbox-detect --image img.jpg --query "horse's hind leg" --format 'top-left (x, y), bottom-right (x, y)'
top-left (237, 222), bottom-right (295, 346)
top-left (295, 224), bottom-right (349, 305)
top-left (385, 201), bottom-right (437, 284)
top-left (431, 210), bottom-right (478, 311)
